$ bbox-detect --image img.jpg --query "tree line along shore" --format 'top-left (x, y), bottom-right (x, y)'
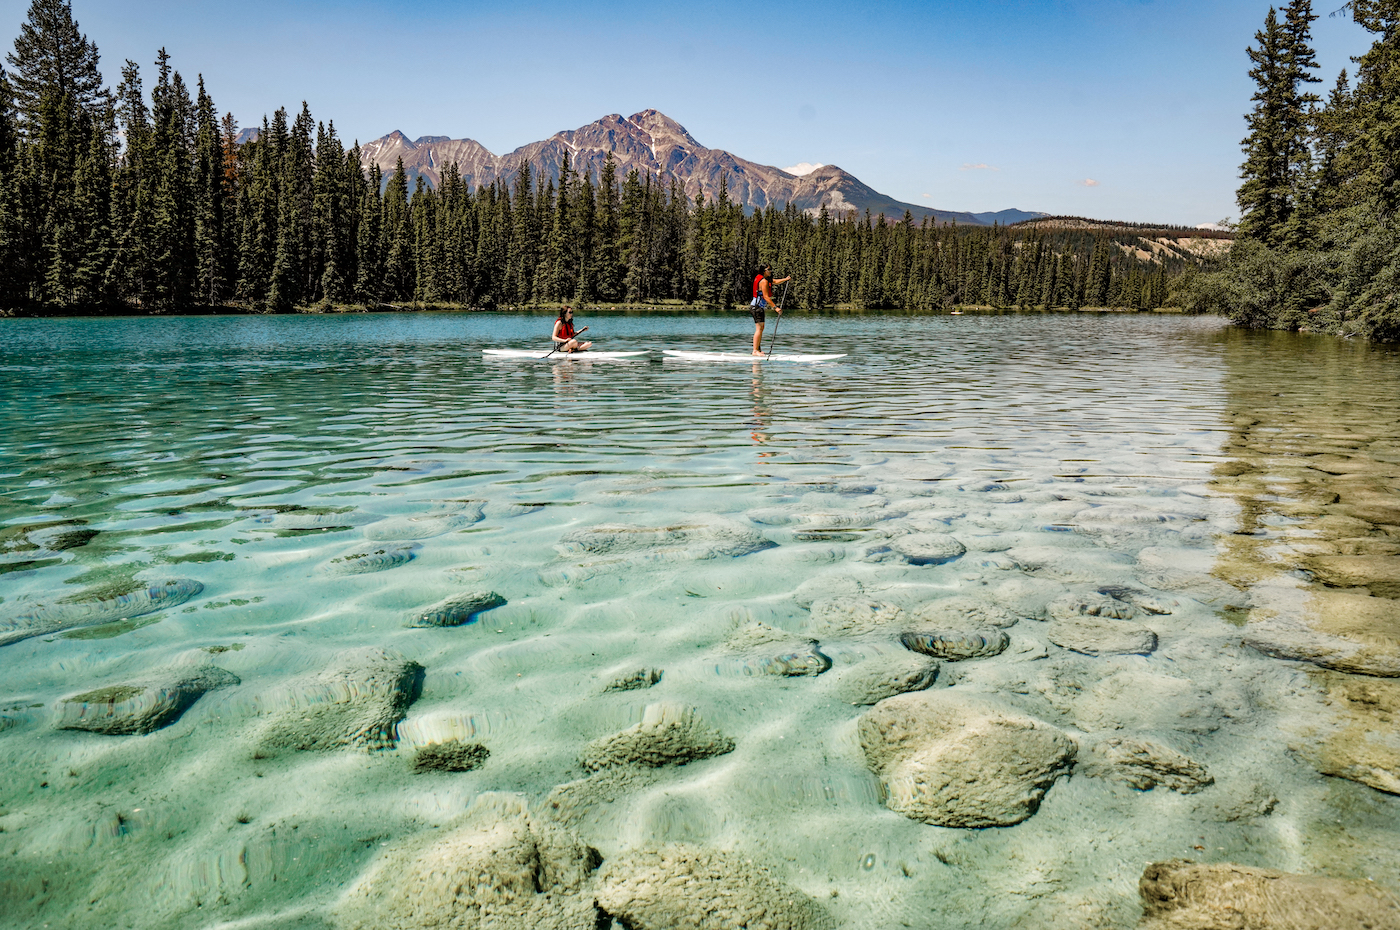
top-left (1189, 0), bottom-right (1400, 342)
top-left (0, 1), bottom-right (1233, 320)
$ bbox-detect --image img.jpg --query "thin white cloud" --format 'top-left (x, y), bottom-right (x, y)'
top-left (961, 163), bottom-right (998, 171)
top-left (1079, 178), bottom-right (1100, 187)
top-left (921, 193), bottom-right (932, 198)
top-left (784, 162), bottom-right (825, 176)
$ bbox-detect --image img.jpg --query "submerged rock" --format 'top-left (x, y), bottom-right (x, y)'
top-left (412, 739), bottom-right (489, 773)
top-left (1047, 591), bottom-right (1139, 622)
top-left (807, 596), bottom-right (902, 635)
top-left (1081, 737), bottom-right (1213, 793)
top-left (908, 595), bottom-right (1022, 629)
top-left (581, 703), bottom-right (734, 771)
top-left (556, 519), bottom-right (774, 563)
top-left (889, 532), bottom-right (966, 565)
top-left (603, 667), bottom-right (662, 693)
top-left (793, 574), bottom-right (864, 609)
top-left (364, 508), bottom-right (481, 541)
top-left (832, 654), bottom-right (939, 705)
top-left (55, 665), bottom-right (239, 735)
top-left (1310, 673), bottom-right (1400, 795)
top-left (1245, 590), bottom-right (1400, 676)
top-left (723, 620), bottom-right (832, 677)
top-left (1048, 615), bottom-right (1158, 657)
top-left (406, 591), bottom-right (505, 627)
top-left (594, 844), bottom-right (835, 930)
top-left (1304, 553), bottom-right (1400, 598)
top-left (859, 691), bottom-right (1075, 827)
top-left (900, 626), bottom-right (1009, 661)
top-left (335, 793), bottom-right (602, 930)
top-left (1136, 859), bottom-right (1400, 930)
top-left (0, 578), bottom-right (204, 647)
top-left (257, 647), bottom-right (422, 753)
top-left (322, 544), bottom-right (416, 575)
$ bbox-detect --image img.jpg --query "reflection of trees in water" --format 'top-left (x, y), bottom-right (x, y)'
top-left (1211, 328), bottom-right (1400, 800)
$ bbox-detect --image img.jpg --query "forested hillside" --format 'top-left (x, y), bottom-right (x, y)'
top-left (1193, 0), bottom-right (1400, 341)
top-left (0, 0), bottom-right (1215, 315)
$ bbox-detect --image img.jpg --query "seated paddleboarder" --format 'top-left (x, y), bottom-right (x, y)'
top-left (750, 265), bottom-right (791, 356)
top-left (551, 306), bottom-right (592, 353)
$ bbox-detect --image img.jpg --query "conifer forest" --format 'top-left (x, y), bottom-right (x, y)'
top-left (0, 0), bottom-right (1218, 317)
top-left (1195, 0), bottom-right (1400, 341)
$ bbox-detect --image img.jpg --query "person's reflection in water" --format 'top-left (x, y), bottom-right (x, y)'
top-left (552, 361), bottom-right (579, 394)
top-left (749, 361), bottom-right (773, 452)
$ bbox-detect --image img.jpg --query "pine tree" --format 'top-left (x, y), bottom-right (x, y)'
top-left (5, 0), bottom-right (104, 133)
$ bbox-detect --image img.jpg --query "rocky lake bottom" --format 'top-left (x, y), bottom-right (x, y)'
top-left (0, 312), bottom-right (1397, 929)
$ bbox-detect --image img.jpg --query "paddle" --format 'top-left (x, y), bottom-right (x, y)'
top-left (765, 281), bottom-right (789, 359)
top-left (544, 325), bottom-right (588, 359)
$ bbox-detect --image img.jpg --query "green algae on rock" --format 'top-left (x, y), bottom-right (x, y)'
top-left (0, 578), bottom-right (204, 647)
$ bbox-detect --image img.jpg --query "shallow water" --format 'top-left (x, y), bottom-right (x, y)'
top-left (0, 313), bottom-right (1397, 929)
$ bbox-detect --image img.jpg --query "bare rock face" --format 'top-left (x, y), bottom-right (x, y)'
top-left (56, 665), bottom-right (239, 735)
top-left (858, 691), bottom-right (1076, 827)
top-left (1245, 589), bottom-right (1400, 677)
top-left (832, 654), bottom-right (940, 706)
top-left (581, 704), bottom-right (734, 771)
top-left (1081, 737), bottom-right (1213, 793)
top-left (1048, 615), bottom-right (1158, 657)
top-left (1309, 673), bottom-right (1400, 795)
top-left (335, 793), bottom-right (602, 930)
top-left (1136, 859), bottom-right (1400, 930)
top-left (594, 844), bottom-right (835, 930)
top-left (257, 647), bottom-right (422, 753)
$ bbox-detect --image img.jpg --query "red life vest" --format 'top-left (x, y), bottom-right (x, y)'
top-left (753, 274), bottom-right (765, 300)
top-left (559, 318), bottom-right (576, 339)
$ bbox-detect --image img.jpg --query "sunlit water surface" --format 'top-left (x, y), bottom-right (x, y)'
top-left (1, 312), bottom-right (1398, 929)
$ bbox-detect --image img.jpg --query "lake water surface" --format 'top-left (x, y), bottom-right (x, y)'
top-left (1, 312), bottom-right (1398, 929)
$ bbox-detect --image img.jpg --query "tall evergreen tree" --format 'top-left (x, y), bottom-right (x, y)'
top-left (5, 0), bottom-right (104, 133)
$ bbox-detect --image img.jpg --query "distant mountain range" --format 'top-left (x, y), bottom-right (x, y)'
top-left (341, 109), bottom-right (1046, 227)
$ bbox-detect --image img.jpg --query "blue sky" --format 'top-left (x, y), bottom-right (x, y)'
top-left (0, 0), bottom-right (1375, 225)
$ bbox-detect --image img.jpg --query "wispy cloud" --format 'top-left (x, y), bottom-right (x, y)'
top-left (921, 193), bottom-right (932, 199)
top-left (960, 163), bottom-right (998, 171)
top-left (1079, 178), bottom-right (1100, 187)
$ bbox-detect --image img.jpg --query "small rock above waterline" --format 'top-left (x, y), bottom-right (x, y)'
top-left (1048, 615), bottom-right (1158, 657)
top-left (603, 667), bottom-right (662, 693)
top-left (412, 739), bottom-right (489, 773)
top-left (832, 654), bottom-right (940, 705)
top-left (900, 626), bottom-right (1009, 661)
top-left (859, 691), bottom-right (1076, 827)
top-left (1136, 858), bottom-right (1400, 930)
top-left (889, 532), bottom-right (966, 566)
top-left (1081, 736), bottom-right (1213, 793)
top-left (594, 844), bottom-right (835, 930)
top-left (405, 590), bottom-right (505, 627)
top-left (581, 703), bottom-right (734, 771)
top-left (56, 665), bottom-right (239, 735)
top-left (256, 647), bottom-right (422, 753)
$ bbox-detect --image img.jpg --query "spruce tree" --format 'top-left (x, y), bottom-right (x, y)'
top-left (6, 0), bottom-right (104, 133)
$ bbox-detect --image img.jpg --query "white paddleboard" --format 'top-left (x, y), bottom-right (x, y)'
top-left (482, 349), bottom-right (649, 359)
top-left (662, 350), bottom-right (846, 362)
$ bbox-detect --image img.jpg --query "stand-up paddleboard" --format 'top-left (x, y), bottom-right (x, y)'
top-left (483, 349), bottom-right (649, 359)
top-left (662, 350), bottom-right (846, 362)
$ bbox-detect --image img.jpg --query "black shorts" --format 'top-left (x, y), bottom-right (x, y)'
top-left (751, 307), bottom-right (766, 323)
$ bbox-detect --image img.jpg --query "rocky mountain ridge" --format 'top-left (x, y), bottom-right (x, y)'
top-left (354, 109), bottom-right (1043, 226)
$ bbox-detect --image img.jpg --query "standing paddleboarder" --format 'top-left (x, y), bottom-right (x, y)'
top-left (551, 306), bottom-right (592, 354)
top-left (750, 265), bottom-right (791, 356)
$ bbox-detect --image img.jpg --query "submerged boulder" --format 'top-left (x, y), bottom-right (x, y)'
top-left (257, 647), bottom-right (422, 753)
top-left (889, 532), bottom-right (966, 566)
top-left (723, 620), bottom-right (832, 677)
top-left (1048, 615), bottom-right (1158, 657)
top-left (594, 844), bottom-right (835, 930)
top-left (556, 519), bottom-right (774, 564)
top-left (56, 665), bottom-right (239, 735)
top-left (1309, 673), bottom-right (1400, 795)
top-left (322, 544), bottom-right (416, 575)
top-left (1136, 859), bottom-right (1400, 930)
top-left (1081, 736), bottom-right (1213, 793)
top-left (406, 591), bottom-right (505, 627)
top-left (900, 625), bottom-right (1009, 661)
top-left (581, 703), bottom-right (734, 771)
top-left (0, 578), bottom-right (203, 647)
top-left (335, 793), bottom-right (601, 930)
top-left (858, 691), bottom-right (1075, 827)
top-left (1245, 590), bottom-right (1400, 677)
top-left (907, 595), bottom-right (1022, 629)
top-left (807, 596), bottom-right (902, 635)
top-left (832, 654), bottom-right (939, 706)
top-left (1047, 591), bottom-right (1139, 622)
